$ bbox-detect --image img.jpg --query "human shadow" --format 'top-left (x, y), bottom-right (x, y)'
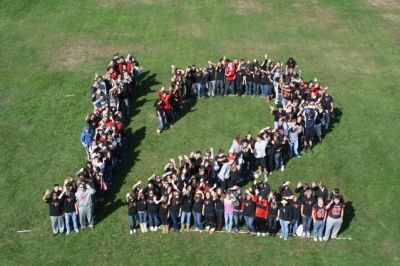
top-left (339, 200), bottom-right (355, 235)
top-left (172, 96), bottom-right (198, 126)
top-left (94, 70), bottom-right (160, 224)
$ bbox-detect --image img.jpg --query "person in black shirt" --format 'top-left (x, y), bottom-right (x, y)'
top-left (320, 88), bottom-right (334, 130)
top-left (207, 61), bottom-right (216, 96)
top-left (202, 190), bottom-right (217, 234)
top-left (242, 191), bottom-right (256, 234)
top-left (180, 187), bottom-right (193, 232)
top-left (126, 192), bottom-right (138, 234)
top-left (42, 189), bottom-right (64, 235)
top-left (277, 199), bottom-right (292, 240)
top-left (137, 191), bottom-right (148, 233)
top-left (146, 190), bottom-right (160, 232)
top-left (312, 182), bottom-right (329, 203)
top-left (289, 196), bottom-right (301, 236)
top-left (159, 196), bottom-right (170, 234)
top-left (215, 60), bottom-right (225, 96)
top-left (301, 190), bottom-right (315, 237)
top-left (215, 191), bottom-right (225, 231)
top-left (169, 191), bottom-right (181, 232)
top-left (192, 190), bottom-right (204, 232)
top-left (59, 187), bottom-right (79, 234)
top-left (268, 197), bottom-right (279, 236)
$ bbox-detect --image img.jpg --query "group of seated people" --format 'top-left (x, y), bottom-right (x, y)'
top-left (42, 53), bottom-right (141, 235)
top-left (127, 149), bottom-right (345, 241)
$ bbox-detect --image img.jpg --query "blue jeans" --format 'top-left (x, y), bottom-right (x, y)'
top-left (148, 212), bottom-right (159, 227)
top-left (274, 152), bottom-right (283, 168)
top-left (138, 211), bottom-right (147, 223)
top-left (289, 219), bottom-right (299, 236)
top-left (273, 82), bottom-right (281, 104)
top-left (260, 84), bottom-right (267, 97)
top-left (181, 211), bottom-right (191, 226)
top-left (302, 216), bottom-right (312, 235)
top-left (289, 140), bottom-right (299, 157)
top-left (195, 83), bottom-right (202, 97)
top-left (215, 80), bottom-right (224, 95)
top-left (157, 115), bottom-right (164, 131)
top-left (170, 211), bottom-right (179, 230)
top-left (64, 212), bottom-right (79, 233)
top-left (244, 216), bottom-right (255, 232)
top-left (50, 216), bottom-right (64, 234)
top-left (314, 220), bottom-right (325, 238)
top-left (314, 124), bottom-right (322, 139)
top-left (233, 210), bottom-right (242, 230)
top-left (245, 81), bottom-right (253, 95)
top-left (266, 84), bottom-right (272, 96)
top-left (224, 213), bottom-right (233, 231)
top-left (279, 219), bottom-right (290, 240)
top-left (128, 214), bottom-right (137, 230)
top-left (254, 83), bottom-right (260, 96)
top-left (192, 211), bottom-right (203, 230)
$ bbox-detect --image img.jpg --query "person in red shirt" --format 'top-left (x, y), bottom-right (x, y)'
top-left (224, 61), bottom-right (236, 95)
top-left (158, 87), bottom-right (174, 128)
top-left (249, 189), bottom-right (269, 236)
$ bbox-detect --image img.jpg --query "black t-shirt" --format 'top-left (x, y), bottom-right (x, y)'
top-left (146, 197), bottom-right (158, 214)
top-left (321, 95), bottom-right (333, 110)
top-left (182, 195), bottom-right (193, 212)
top-left (215, 198), bottom-right (224, 211)
top-left (192, 198), bottom-right (203, 213)
top-left (159, 204), bottom-right (169, 218)
top-left (128, 199), bottom-right (138, 215)
top-left (291, 202), bottom-right (301, 220)
top-left (46, 198), bottom-right (62, 216)
top-left (301, 197), bottom-right (315, 217)
top-left (203, 198), bottom-right (215, 214)
top-left (62, 194), bottom-right (76, 213)
top-left (269, 203), bottom-right (278, 217)
top-left (207, 67), bottom-right (216, 81)
top-left (137, 198), bottom-right (147, 211)
top-left (216, 66), bottom-right (225, 80)
top-left (170, 198), bottom-right (181, 213)
top-left (242, 199), bottom-right (255, 217)
top-left (279, 204), bottom-right (292, 221)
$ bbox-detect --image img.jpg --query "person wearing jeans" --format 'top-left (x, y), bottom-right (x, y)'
top-left (59, 188), bottom-right (79, 234)
top-left (323, 196), bottom-right (345, 241)
top-left (288, 120), bottom-right (302, 158)
top-left (43, 189), bottom-right (64, 235)
top-left (312, 197), bottom-right (327, 241)
top-left (278, 199), bottom-right (292, 240)
top-left (146, 190), bottom-right (160, 232)
top-left (192, 191), bottom-right (204, 232)
top-left (242, 191), bottom-right (256, 233)
top-left (289, 196), bottom-right (301, 236)
top-left (301, 190), bottom-right (315, 237)
top-left (137, 192), bottom-right (147, 233)
top-left (169, 191), bottom-right (181, 232)
top-left (224, 193), bottom-right (235, 231)
top-left (180, 190), bottom-right (192, 232)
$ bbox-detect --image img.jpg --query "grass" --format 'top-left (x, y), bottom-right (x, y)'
top-left (0, 0), bottom-right (399, 265)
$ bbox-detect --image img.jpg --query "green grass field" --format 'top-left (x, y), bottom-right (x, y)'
top-left (0, 0), bottom-right (399, 265)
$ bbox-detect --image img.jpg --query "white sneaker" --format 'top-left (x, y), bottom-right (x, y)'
top-left (257, 232), bottom-right (260, 236)
top-left (130, 230), bottom-right (133, 235)
top-left (314, 237), bottom-right (318, 242)
top-left (262, 233), bottom-right (266, 237)
top-left (318, 237), bottom-right (323, 241)
top-left (66, 231), bottom-right (70, 235)
top-left (280, 165), bottom-right (285, 171)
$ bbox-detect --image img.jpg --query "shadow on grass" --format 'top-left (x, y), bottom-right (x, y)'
top-left (339, 200), bottom-right (354, 235)
top-left (94, 70), bottom-right (160, 224)
top-left (171, 96), bottom-right (198, 126)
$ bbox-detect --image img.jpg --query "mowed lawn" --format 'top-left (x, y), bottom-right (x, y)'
top-left (0, 0), bottom-right (399, 265)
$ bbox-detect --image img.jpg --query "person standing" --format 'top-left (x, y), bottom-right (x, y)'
top-left (224, 61), bottom-right (236, 95)
top-left (43, 190), bottom-right (64, 235)
top-left (301, 189), bottom-right (314, 238)
top-left (75, 183), bottom-right (96, 231)
top-left (59, 187), bottom-right (79, 235)
top-left (278, 199), bottom-right (292, 240)
top-left (320, 87), bottom-right (334, 131)
top-left (288, 119), bottom-right (302, 158)
top-left (126, 193), bottom-right (138, 235)
top-left (312, 197), bottom-right (327, 241)
top-left (323, 196), bottom-right (345, 241)
top-left (289, 196), bottom-right (301, 236)
top-left (242, 190), bottom-right (256, 234)
top-left (253, 191), bottom-right (269, 237)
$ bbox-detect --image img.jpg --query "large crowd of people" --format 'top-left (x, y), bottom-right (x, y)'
top-left (155, 55), bottom-right (335, 140)
top-left (42, 53), bottom-right (141, 235)
top-left (127, 152), bottom-right (345, 241)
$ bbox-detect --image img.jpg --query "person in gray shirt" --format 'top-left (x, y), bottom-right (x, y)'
top-left (288, 119), bottom-right (302, 158)
top-left (75, 183), bottom-right (96, 230)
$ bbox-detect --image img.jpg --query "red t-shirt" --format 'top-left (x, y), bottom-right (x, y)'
top-left (254, 196), bottom-right (269, 218)
top-left (225, 66), bottom-right (236, 81)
